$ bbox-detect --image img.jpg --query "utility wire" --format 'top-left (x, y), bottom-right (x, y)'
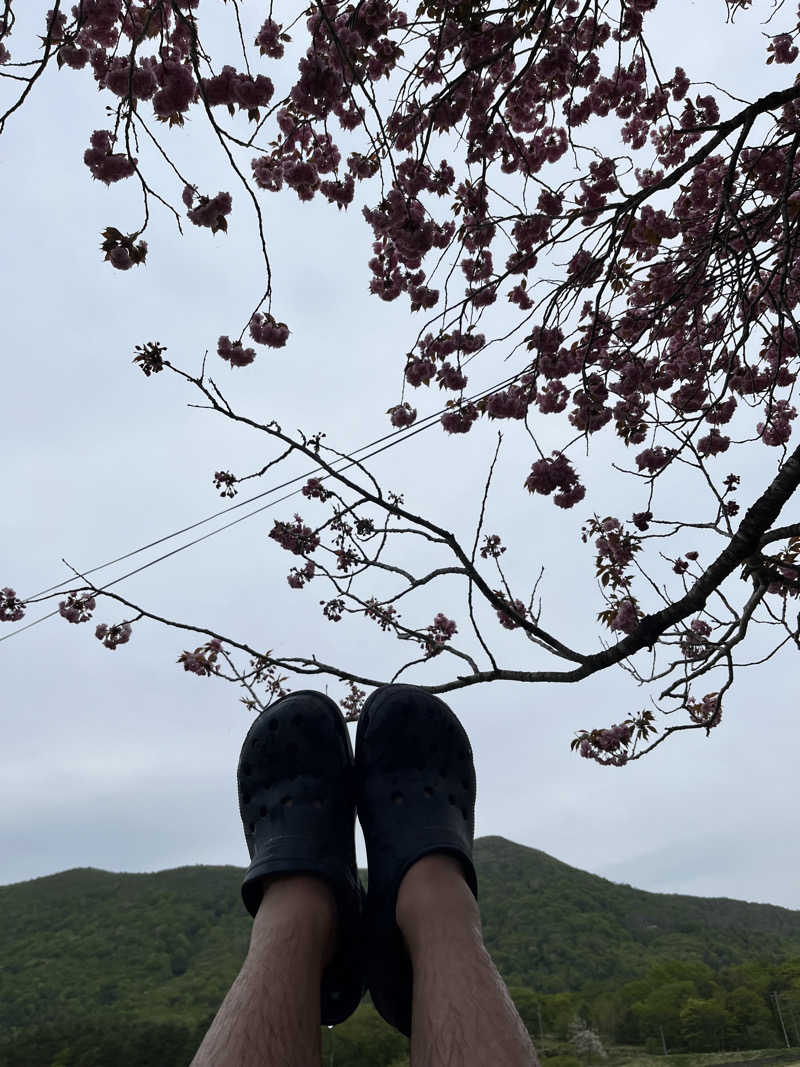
top-left (24, 367), bottom-right (521, 600)
top-left (1, 369), bottom-right (525, 645)
top-left (23, 423), bottom-right (422, 602)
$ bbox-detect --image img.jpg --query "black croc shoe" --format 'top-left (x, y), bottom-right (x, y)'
top-left (238, 689), bottom-right (366, 1026)
top-left (355, 683), bottom-right (478, 1037)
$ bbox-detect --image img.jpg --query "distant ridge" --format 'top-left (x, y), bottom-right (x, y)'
top-left (471, 836), bottom-right (800, 989)
top-left (1, 834), bottom-right (799, 1034)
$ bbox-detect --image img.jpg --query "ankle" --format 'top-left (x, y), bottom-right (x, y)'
top-left (256, 874), bottom-right (338, 966)
top-left (395, 853), bottom-right (480, 952)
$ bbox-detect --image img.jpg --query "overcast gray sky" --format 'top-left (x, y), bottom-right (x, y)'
top-left (1, 0), bottom-right (798, 911)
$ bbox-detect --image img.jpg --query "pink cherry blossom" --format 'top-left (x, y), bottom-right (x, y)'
top-left (187, 192), bottom-right (232, 234)
top-left (59, 593), bottom-right (96, 624)
top-left (249, 312), bottom-right (290, 348)
top-left (269, 514), bottom-right (320, 555)
top-left (0, 588), bottom-right (25, 622)
top-left (388, 402), bottom-right (417, 428)
top-left (84, 130), bottom-right (136, 184)
top-left (95, 621), bottom-right (132, 649)
top-left (218, 335), bottom-right (256, 368)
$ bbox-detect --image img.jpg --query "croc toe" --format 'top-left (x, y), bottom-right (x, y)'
top-left (355, 684), bottom-right (478, 1037)
top-left (238, 690), bottom-right (365, 1025)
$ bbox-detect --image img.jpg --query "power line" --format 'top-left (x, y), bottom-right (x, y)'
top-left (1, 369), bottom-right (526, 644)
top-left (24, 369), bottom-right (519, 600)
top-left (23, 416), bottom-right (426, 602)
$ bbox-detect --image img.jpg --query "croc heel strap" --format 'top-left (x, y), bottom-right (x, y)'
top-left (355, 684), bottom-right (477, 1037)
top-left (238, 690), bottom-right (365, 1026)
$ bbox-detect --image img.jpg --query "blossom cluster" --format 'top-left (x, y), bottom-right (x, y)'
top-left (609, 598), bottom-right (639, 634)
top-left (249, 654), bottom-right (289, 702)
top-left (178, 638), bottom-right (222, 675)
top-left (594, 518), bottom-right (635, 570)
top-left (573, 708), bottom-right (657, 765)
top-left (216, 312), bottom-right (290, 368)
top-left (249, 312), bottom-right (290, 348)
top-left (287, 560), bottom-right (316, 589)
top-left (301, 478), bottom-right (332, 501)
top-left (363, 598), bottom-right (399, 631)
top-left (321, 597), bottom-right (346, 622)
top-left (213, 470), bottom-right (237, 498)
top-left (524, 452), bottom-right (585, 509)
top-left (59, 593), bottom-right (96, 624)
top-left (422, 612), bottom-right (457, 655)
top-left (269, 515), bottom-right (320, 556)
top-left (480, 534), bottom-right (506, 560)
top-left (84, 129), bottom-right (136, 184)
top-left (184, 189), bottom-right (232, 234)
top-left (757, 400), bottom-right (797, 447)
top-left (387, 402), bottom-right (417, 428)
top-left (0, 588), bottom-right (25, 622)
top-left (133, 340), bottom-right (166, 376)
top-left (766, 562), bottom-right (800, 598)
top-left (95, 621), bottom-right (132, 649)
top-left (577, 722), bottom-right (635, 767)
top-left (340, 681), bottom-right (367, 721)
top-left (686, 692), bottom-right (722, 730)
top-left (494, 593), bottom-right (526, 630)
top-left (680, 618), bottom-right (713, 658)
top-left (100, 226), bottom-right (147, 271)
top-left (217, 335), bottom-right (256, 368)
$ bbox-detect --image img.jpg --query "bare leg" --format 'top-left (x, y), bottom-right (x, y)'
top-left (190, 874), bottom-right (336, 1067)
top-left (396, 854), bottom-right (539, 1067)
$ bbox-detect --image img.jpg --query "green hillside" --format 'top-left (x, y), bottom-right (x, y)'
top-left (1, 836), bottom-right (799, 1066)
top-left (473, 837), bottom-right (800, 990)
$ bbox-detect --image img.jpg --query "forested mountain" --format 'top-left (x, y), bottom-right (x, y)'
top-left (473, 837), bottom-right (800, 990)
top-left (1, 836), bottom-right (799, 1066)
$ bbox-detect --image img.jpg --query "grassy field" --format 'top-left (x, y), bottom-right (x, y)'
top-left (342, 1044), bottom-right (800, 1067)
top-left (604, 1047), bottom-right (799, 1067)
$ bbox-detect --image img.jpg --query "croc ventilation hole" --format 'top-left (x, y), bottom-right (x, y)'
top-left (259, 805), bottom-right (267, 817)
top-left (248, 822), bottom-right (255, 833)
top-left (242, 793), bottom-right (251, 804)
top-left (423, 786), bottom-right (433, 798)
top-left (445, 792), bottom-right (467, 820)
top-left (392, 791), bottom-right (404, 805)
top-left (281, 794), bottom-right (293, 807)
top-left (269, 719), bottom-right (279, 732)
top-left (292, 713), bottom-right (304, 726)
top-left (242, 763), bottom-right (251, 776)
